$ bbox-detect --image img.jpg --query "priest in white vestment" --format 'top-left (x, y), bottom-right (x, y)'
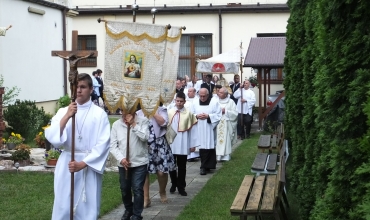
top-left (215, 87), bottom-right (238, 161)
top-left (45, 73), bottom-right (110, 220)
top-left (0, 25), bottom-right (11, 36)
top-left (168, 91), bottom-right (198, 196)
top-left (193, 88), bottom-right (222, 175)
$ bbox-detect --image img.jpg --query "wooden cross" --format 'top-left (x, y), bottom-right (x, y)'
top-left (51, 30), bottom-right (98, 220)
top-left (51, 30), bottom-right (98, 100)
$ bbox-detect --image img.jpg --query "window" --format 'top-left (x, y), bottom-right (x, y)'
top-left (178, 34), bottom-right (212, 79)
top-left (78, 35), bottom-right (97, 67)
top-left (260, 68), bottom-right (285, 83)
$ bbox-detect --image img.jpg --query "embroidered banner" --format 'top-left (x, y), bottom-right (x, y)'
top-left (104, 21), bottom-right (182, 116)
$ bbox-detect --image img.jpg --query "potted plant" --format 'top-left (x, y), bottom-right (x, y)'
top-left (6, 132), bottom-right (24, 150)
top-left (11, 144), bottom-right (31, 166)
top-left (34, 125), bottom-right (52, 150)
top-left (45, 148), bottom-right (62, 166)
top-left (249, 75), bottom-right (259, 88)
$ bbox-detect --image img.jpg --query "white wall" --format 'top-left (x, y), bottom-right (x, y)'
top-left (69, 2), bottom-right (288, 107)
top-left (70, 0), bottom-right (287, 7)
top-left (0, 0), bottom-right (65, 105)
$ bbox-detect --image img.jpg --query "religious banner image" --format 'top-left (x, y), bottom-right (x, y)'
top-left (103, 21), bottom-right (182, 116)
top-left (123, 51), bottom-right (143, 79)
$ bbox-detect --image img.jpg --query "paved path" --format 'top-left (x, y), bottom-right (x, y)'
top-left (99, 140), bottom-right (244, 220)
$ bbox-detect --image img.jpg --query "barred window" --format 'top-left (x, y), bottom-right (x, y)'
top-left (178, 34), bottom-right (212, 79)
top-left (77, 35), bottom-right (97, 67)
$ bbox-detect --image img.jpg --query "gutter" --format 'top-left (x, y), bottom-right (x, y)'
top-left (76, 4), bottom-right (289, 15)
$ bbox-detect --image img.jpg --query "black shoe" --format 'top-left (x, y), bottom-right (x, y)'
top-left (121, 211), bottom-right (133, 220)
top-left (178, 190), bottom-right (188, 196)
top-left (200, 168), bottom-right (206, 175)
top-left (187, 158), bottom-right (195, 162)
top-left (205, 168), bottom-right (211, 172)
top-left (170, 185), bottom-right (176, 193)
top-left (130, 215), bottom-right (143, 220)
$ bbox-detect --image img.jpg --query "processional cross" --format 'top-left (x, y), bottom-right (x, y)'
top-left (51, 30), bottom-right (98, 220)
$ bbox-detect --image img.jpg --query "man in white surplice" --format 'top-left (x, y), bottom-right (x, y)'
top-left (45, 73), bottom-right (110, 220)
top-left (233, 80), bottom-right (256, 139)
top-left (215, 87), bottom-right (238, 161)
top-left (186, 87), bottom-right (200, 161)
top-left (193, 88), bottom-right (222, 175)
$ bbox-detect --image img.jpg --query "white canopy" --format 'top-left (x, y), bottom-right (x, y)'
top-left (196, 47), bottom-right (243, 74)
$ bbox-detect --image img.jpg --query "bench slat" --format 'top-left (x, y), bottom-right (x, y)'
top-left (230, 175), bottom-right (254, 213)
top-left (245, 175), bottom-right (266, 213)
top-left (258, 135), bottom-right (271, 148)
top-left (266, 154), bottom-right (278, 171)
top-left (251, 153), bottom-right (268, 171)
top-left (260, 175), bottom-right (277, 212)
top-left (271, 135), bottom-right (277, 148)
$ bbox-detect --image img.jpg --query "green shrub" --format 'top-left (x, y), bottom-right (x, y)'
top-left (56, 94), bottom-right (70, 112)
top-left (4, 100), bottom-right (51, 143)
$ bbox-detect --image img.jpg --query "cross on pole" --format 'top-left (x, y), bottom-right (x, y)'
top-left (51, 30), bottom-right (98, 220)
top-left (52, 30), bottom-right (98, 100)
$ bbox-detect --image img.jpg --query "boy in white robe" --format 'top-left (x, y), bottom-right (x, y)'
top-left (45, 73), bottom-right (110, 220)
top-left (168, 91), bottom-right (198, 196)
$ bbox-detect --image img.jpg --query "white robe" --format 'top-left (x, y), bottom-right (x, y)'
top-left (193, 98), bottom-right (222, 149)
top-left (169, 108), bottom-right (199, 155)
top-left (45, 100), bottom-right (110, 220)
top-left (216, 97), bottom-right (238, 161)
top-left (233, 88), bottom-right (256, 115)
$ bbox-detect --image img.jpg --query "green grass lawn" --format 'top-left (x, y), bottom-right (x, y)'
top-left (176, 134), bottom-right (300, 220)
top-left (0, 116), bottom-right (158, 220)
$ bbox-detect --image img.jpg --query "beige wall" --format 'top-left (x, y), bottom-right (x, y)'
top-left (35, 100), bottom-right (58, 115)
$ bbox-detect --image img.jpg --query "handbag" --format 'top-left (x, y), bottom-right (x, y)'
top-left (165, 126), bottom-right (177, 144)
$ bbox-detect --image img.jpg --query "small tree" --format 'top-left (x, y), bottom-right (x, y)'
top-left (0, 74), bottom-right (21, 105)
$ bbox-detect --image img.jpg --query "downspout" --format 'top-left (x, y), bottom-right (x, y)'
top-left (62, 8), bottom-right (67, 95)
top-left (218, 9), bottom-right (222, 54)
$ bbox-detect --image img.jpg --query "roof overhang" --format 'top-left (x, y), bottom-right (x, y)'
top-left (23, 0), bottom-right (69, 10)
top-left (76, 4), bottom-right (289, 15)
top-left (243, 37), bottom-right (286, 68)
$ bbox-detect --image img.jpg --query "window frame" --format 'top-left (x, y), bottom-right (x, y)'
top-left (77, 35), bottom-right (97, 67)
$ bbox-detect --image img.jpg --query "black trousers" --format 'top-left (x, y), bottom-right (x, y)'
top-left (237, 113), bottom-right (253, 137)
top-left (199, 149), bottom-right (217, 169)
top-left (169, 154), bottom-right (187, 191)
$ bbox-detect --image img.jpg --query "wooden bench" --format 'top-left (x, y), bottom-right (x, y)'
top-left (250, 153), bottom-right (278, 176)
top-left (230, 147), bottom-right (289, 219)
top-left (258, 123), bottom-right (285, 153)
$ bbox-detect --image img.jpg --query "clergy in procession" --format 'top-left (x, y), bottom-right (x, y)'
top-left (45, 73), bottom-right (111, 220)
top-left (168, 91), bottom-right (198, 196)
top-left (215, 87), bottom-right (238, 161)
top-left (193, 88), bottom-right (222, 175)
top-left (110, 112), bottom-right (149, 220)
top-left (234, 80), bottom-right (256, 139)
top-left (186, 87), bottom-right (200, 161)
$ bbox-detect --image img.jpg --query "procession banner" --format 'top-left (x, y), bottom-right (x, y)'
top-left (103, 21), bottom-right (182, 116)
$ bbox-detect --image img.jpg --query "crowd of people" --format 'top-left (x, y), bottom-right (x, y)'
top-left (45, 72), bottom-right (256, 220)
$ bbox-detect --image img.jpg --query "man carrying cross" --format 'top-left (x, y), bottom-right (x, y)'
top-left (45, 73), bottom-right (111, 219)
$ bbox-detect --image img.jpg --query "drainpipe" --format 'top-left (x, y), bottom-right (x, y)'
top-left (62, 9), bottom-right (67, 95)
top-left (218, 9), bottom-right (222, 54)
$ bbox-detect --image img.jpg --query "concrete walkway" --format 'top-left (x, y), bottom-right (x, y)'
top-left (99, 140), bottom-right (244, 220)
